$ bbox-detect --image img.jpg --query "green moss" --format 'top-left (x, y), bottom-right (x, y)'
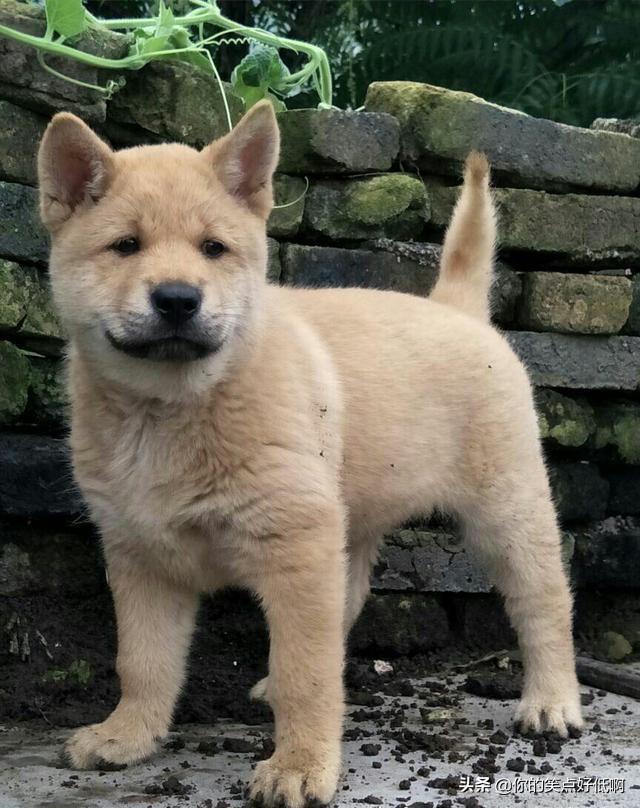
top-left (305, 177), bottom-right (429, 240)
top-left (0, 259), bottom-right (61, 338)
top-left (612, 413), bottom-right (640, 464)
top-left (536, 389), bottom-right (595, 448)
top-left (521, 273), bottom-right (631, 335)
top-left (365, 81), bottom-right (450, 125)
top-left (594, 402), bottom-right (640, 463)
top-left (594, 631), bottom-right (632, 662)
top-left (344, 174), bottom-right (425, 225)
top-left (0, 341), bottom-right (30, 424)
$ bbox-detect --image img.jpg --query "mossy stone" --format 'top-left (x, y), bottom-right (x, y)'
top-left (0, 182), bottom-right (49, 264)
top-left (277, 108), bottom-right (399, 174)
top-left (0, 100), bottom-right (46, 185)
top-left (549, 462), bottom-right (609, 522)
top-left (26, 357), bottom-right (67, 428)
top-left (427, 180), bottom-right (640, 266)
top-left (536, 389), bottom-right (596, 448)
top-left (0, 259), bottom-right (62, 341)
top-left (624, 275), bottom-right (640, 334)
top-left (595, 631), bottom-right (632, 662)
top-left (267, 176), bottom-right (306, 238)
top-left (304, 175), bottom-right (429, 240)
top-left (108, 61), bottom-right (243, 147)
top-left (520, 273), bottom-right (631, 335)
top-left (0, 340), bottom-right (30, 424)
top-left (266, 238), bottom-right (281, 284)
top-left (0, 0), bottom-right (129, 124)
top-left (365, 81), bottom-right (640, 193)
top-left (593, 402), bottom-right (640, 464)
top-left (345, 175), bottom-right (424, 225)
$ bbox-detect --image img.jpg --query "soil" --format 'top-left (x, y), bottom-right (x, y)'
top-left (0, 589), bottom-right (272, 727)
top-left (2, 586), bottom-right (512, 731)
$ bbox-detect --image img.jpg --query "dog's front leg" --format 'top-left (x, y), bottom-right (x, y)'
top-left (249, 515), bottom-right (346, 808)
top-left (65, 556), bottom-right (199, 769)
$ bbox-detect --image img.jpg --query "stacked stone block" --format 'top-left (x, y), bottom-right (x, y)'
top-left (1, 0), bottom-right (639, 659)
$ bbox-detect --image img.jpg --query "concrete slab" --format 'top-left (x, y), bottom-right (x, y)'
top-left (1, 672), bottom-right (638, 808)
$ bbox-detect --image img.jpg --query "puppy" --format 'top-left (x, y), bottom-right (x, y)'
top-left (37, 102), bottom-right (582, 808)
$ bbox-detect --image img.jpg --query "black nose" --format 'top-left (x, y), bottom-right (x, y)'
top-left (150, 282), bottom-right (202, 326)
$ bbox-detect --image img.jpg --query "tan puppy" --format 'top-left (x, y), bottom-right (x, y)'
top-left (37, 102), bottom-right (582, 808)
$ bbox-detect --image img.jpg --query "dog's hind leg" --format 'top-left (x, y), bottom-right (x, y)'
top-left (459, 461), bottom-right (582, 737)
top-left (345, 537), bottom-right (379, 635)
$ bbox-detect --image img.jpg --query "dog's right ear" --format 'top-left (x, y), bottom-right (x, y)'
top-left (38, 112), bottom-right (114, 232)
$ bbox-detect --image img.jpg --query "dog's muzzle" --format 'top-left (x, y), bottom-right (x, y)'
top-left (105, 331), bottom-right (221, 361)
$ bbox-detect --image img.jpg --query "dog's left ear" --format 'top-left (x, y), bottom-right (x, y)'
top-left (204, 100), bottom-right (280, 219)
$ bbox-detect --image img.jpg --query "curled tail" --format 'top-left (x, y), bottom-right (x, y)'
top-left (430, 151), bottom-right (497, 322)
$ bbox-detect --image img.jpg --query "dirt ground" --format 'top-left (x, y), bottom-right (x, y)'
top-left (2, 578), bottom-right (639, 806)
top-left (2, 664), bottom-right (639, 807)
top-left (0, 589), bottom-right (274, 728)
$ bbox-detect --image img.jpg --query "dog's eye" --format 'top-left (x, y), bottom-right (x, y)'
top-left (110, 237), bottom-right (140, 256)
top-left (202, 240), bottom-right (226, 259)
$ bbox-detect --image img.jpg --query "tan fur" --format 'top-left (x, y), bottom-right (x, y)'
top-left (38, 103), bottom-right (582, 808)
top-left (430, 151), bottom-right (496, 321)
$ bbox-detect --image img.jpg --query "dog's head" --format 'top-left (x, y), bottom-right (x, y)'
top-left (38, 101), bottom-right (279, 397)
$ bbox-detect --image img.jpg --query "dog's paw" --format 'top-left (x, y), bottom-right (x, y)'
top-left (64, 721), bottom-right (158, 770)
top-left (514, 682), bottom-right (583, 737)
top-left (249, 750), bottom-right (339, 808)
top-left (249, 676), bottom-right (270, 703)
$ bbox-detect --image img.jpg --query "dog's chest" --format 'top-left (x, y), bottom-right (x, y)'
top-left (75, 406), bottom-right (258, 588)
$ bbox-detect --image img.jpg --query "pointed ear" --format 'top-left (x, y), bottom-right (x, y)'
top-left (204, 100), bottom-right (280, 219)
top-left (37, 112), bottom-right (114, 232)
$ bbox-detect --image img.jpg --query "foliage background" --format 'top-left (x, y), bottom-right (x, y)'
top-left (85, 0), bottom-right (640, 125)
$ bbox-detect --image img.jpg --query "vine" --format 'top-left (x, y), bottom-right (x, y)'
top-left (0, 0), bottom-right (334, 131)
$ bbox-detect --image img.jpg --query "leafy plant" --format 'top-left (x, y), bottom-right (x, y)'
top-left (0, 0), bottom-right (334, 125)
top-left (231, 44), bottom-right (291, 111)
top-left (247, 0), bottom-right (640, 126)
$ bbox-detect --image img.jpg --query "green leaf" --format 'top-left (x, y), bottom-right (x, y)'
top-left (172, 48), bottom-right (212, 72)
top-left (139, 34), bottom-right (172, 55)
top-left (45, 0), bottom-right (86, 39)
top-left (155, 1), bottom-right (175, 38)
top-left (166, 26), bottom-right (211, 72)
top-left (231, 44), bottom-right (291, 109)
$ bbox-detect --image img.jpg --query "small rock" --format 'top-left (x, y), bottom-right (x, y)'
top-left (489, 729), bottom-right (509, 746)
top-left (222, 737), bottom-right (256, 753)
top-left (196, 739), bottom-right (218, 755)
top-left (596, 631), bottom-right (633, 662)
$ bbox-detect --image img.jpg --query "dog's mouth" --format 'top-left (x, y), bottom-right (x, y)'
top-left (106, 331), bottom-right (221, 362)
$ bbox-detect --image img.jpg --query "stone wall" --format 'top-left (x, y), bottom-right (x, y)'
top-left (1, 0), bottom-right (640, 673)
